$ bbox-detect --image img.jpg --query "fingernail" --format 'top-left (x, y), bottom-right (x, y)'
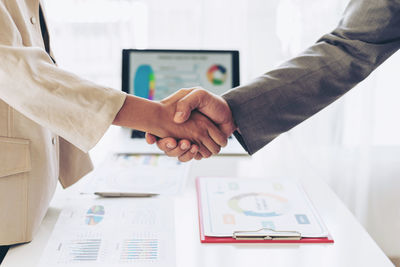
top-left (180, 143), bottom-right (188, 150)
top-left (174, 112), bottom-right (184, 122)
top-left (190, 147), bottom-right (197, 153)
top-left (166, 143), bottom-right (175, 149)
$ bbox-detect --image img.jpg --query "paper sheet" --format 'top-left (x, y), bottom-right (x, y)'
top-left (198, 177), bottom-right (328, 238)
top-left (38, 198), bottom-right (175, 267)
top-left (81, 154), bottom-right (190, 195)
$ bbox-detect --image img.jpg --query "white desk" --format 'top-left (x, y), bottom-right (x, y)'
top-left (2, 155), bottom-right (394, 267)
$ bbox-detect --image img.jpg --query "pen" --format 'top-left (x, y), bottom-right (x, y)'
top-left (94, 192), bottom-right (159, 198)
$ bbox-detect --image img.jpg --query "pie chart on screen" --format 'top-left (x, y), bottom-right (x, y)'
top-left (207, 64), bottom-right (227, 85)
top-left (134, 65), bottom-right (155, 100)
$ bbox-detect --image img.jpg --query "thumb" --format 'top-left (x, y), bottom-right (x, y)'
top-left (173, 90), bottom-right (205, 123)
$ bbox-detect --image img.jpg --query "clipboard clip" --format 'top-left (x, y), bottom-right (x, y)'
top-left (233, 228), bottom-right (302, 240)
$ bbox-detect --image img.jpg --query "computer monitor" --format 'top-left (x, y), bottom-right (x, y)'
top-left (122, 49), bottom-right (240, 137)
top-left (122, 49), bottom-right (239, 100)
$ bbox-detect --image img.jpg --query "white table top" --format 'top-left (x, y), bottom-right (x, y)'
top-left (2, 155), bottom-right (393, 267)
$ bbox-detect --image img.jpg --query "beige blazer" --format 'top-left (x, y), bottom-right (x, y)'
top-left (0, 0), bottom-right (126, 245)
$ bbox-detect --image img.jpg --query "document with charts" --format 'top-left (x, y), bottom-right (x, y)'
top-left (197, 177), bottom-right (329, 238)
top-left (38, 198), bottom-right (175, 267)
top-left (82, 154), bottom-right (190, 195)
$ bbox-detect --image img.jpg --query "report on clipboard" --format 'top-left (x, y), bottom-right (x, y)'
top-left (196, 177), bottom-right (333, 243)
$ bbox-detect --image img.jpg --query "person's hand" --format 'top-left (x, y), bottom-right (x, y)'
top-left (172, 88), bottom-right (236, 135)
top-left (113, 91), bottom-right (227, 158)
top-left (150, 89), bottom-right (228, 158)
top-left (146, 87), bottom-right (236, 161)
top-left (145, 136), bottom-right (201, 162)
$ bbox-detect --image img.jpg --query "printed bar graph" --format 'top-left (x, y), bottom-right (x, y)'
top-left (38, 198), bottom-right (175, 267)
top-left (120, 239), bottom-right (159, 262)
top-left (64, 238), bottom-right (101, 262)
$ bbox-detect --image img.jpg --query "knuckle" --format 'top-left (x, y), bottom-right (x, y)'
top-left (218, 136), bottom-right (227, 147)
top-left (223, 140), bottom-right (228, 147)
top-left (194, 86), bottom-right (205, 91)
top-left (156, 143), bottom-right (166, 151)
top-left (159, 144), bottom-right (171, 152)
top-left (191, 86), bottom-right (202, 92)
top-left (203, 150), bottom-right (211, 158)
top-left (179, 154), bottom-right (191, 162)
top-left (195, 153), bottom-right (203, 160)
top-left (166, 149), bottom-right (179, 157)
top-left (195, 88), bottom-right (206, 97)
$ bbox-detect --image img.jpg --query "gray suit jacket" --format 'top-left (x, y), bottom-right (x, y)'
top-left (223, 0), bottom-right (400, 155)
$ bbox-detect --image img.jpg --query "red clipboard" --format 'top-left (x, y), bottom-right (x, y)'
top-left (196, 177), bottom-right (334, 244)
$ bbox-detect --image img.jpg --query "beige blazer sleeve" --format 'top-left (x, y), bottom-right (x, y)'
top-left (0, 4), bottom-right (126, 153)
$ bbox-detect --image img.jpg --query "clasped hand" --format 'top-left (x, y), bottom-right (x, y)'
top-left (147, 88), bottom-right (236, 161)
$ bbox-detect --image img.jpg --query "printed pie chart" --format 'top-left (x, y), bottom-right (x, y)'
top-left (228, 193), bottom-right (289, 217)
top-left (85, 205), bottom-right (105, 225)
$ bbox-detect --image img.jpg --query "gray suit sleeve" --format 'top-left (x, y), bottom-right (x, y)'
top-left (223, 0), bottom-right (400, 155)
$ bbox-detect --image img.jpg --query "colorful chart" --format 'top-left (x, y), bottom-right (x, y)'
top-left (228, 193), bottom-right (288, 217)
top-left (207, 64), bottom-right (227, 85)
top-left (85, 205), bottom-right (105, 225)
top-left (67, 238), bottom-right (101, 262)
top-left (120, 239), bottom-right (159, 262)
top-left (142, 155), bottom-right (159, 166)
top-left (134, 65), bottom-right (155, 100)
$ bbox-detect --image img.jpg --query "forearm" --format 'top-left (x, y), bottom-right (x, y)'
top-left (223, 0), bottom-right (400, 155)
top-left (113, 94), bottom-right (163, 133)
top-left (112, 94), bottom-right (199, 141)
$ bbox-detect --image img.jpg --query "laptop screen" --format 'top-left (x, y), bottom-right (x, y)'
top-left (122, 49), bottom-right (239, 100)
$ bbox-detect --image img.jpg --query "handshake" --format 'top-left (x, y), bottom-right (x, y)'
top-left (113, 87), bottom-right (236, 162)
top-left (146, 88), bottom-right (237, 162)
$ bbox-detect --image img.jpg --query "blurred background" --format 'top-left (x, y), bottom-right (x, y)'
top-left (43, 0), bottom-right (400, 262)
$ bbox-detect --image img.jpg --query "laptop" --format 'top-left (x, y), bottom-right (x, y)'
top-left (118, 49), bottom-right (246, 155)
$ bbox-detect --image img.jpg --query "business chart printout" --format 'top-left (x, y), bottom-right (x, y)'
top-left (198, 177), bottom-right (328, 238)
top-left (38, 198), bottom-right (175, 267)
top-left (81, 154), bottom-right (190, 195)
